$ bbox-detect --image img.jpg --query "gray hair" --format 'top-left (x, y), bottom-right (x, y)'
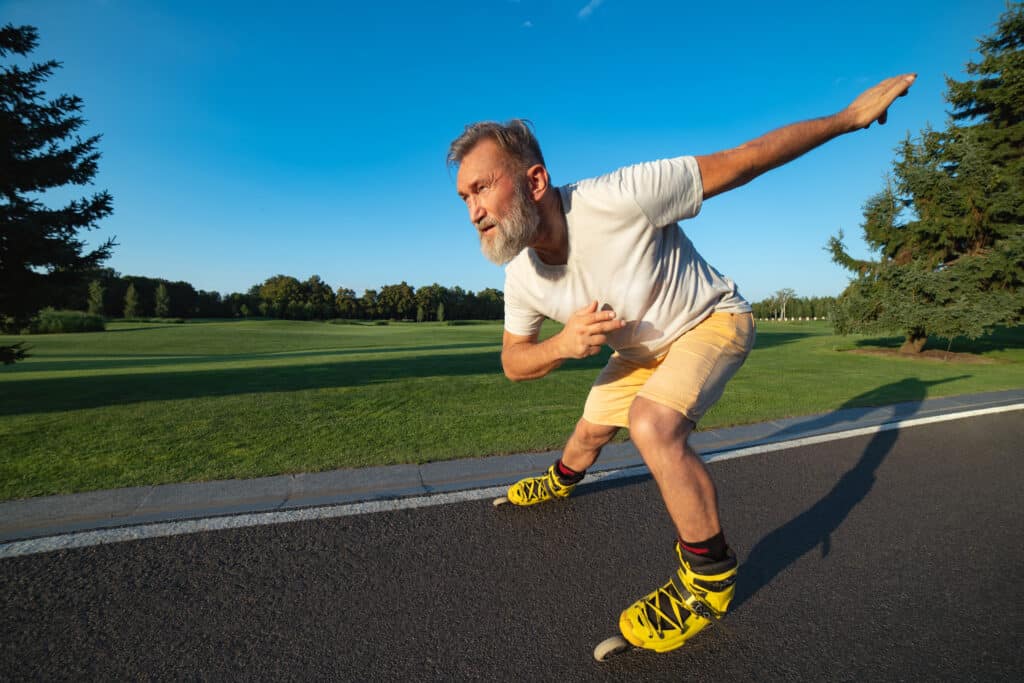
top-left (447, 119), bottom-right (547, 172)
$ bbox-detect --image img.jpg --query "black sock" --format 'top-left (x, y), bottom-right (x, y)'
top-left (679, 532), bottom-right (728, 563)
top-left (554, 459), bottom-right (585, 484)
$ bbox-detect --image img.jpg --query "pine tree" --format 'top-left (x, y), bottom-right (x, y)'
top-left (829, 3), bottom-right (1023, 352)
top-left (87, 279), bottom-right (104, 316)
top-left (123, 283), bottom-right (139, 319)
top-left (154, 283), bottom-right (170, 318)
top-left (0, 25), bottom-right (115, 331)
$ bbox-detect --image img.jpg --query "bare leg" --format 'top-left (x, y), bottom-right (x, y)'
top-left (628, 396), bottom-right (720, 542)
top-left (560, 417), bottom-right (619, 473)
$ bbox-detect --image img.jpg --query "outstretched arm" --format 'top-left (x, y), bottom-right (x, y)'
top-left (696, 74), bottom-right (916, 200)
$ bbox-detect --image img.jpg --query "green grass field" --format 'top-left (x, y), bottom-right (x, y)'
top-left (2, 319), bottom-right (1022, 501)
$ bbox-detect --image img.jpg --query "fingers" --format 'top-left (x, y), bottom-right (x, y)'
top-left (884, 73), bottom-right (916, 101)
top-left (561, 303), bottom-right (627, 359)
top-left (589, 318), bottom-right (627, 334)
top-left (850, 73), bottom-right (915, 131)
top-left (584, 310), bottom-right (622, 326)
top-left (573, 303), bottom-right (625, 328)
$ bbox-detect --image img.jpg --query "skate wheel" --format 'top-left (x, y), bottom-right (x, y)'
top-left (593, 635), bottom-right (631, 662)
top-left (492, 496), bottom-right (510, 506)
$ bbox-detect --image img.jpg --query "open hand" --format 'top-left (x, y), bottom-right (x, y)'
top-left (558, 301), bottom-right (626, 359)
top-left (843, 73), bottom-right (916, 131)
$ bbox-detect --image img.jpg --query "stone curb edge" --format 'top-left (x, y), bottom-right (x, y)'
top-left (2, 389), bottom-right (1021, 543)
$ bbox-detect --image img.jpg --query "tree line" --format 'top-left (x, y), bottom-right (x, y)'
top-left (71, 270), bottom-right (837, 324)
top-left (60, 270), bottom-right (505, 322)
top-left (751, 290), bottom-right (837, 321)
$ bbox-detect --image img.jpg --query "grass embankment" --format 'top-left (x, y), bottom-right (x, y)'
top-left (1, 319), bottom-right (1021, 501)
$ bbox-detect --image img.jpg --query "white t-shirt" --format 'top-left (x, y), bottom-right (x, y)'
top-left (503, 156), bottom-right (750, 362)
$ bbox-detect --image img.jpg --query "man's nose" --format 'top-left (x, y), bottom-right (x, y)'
top-left (468, 198), bottom-right (485, 224)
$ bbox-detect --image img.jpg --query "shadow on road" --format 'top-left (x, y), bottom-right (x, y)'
top-left (743, 375), bottom-right (970, 444)
top-left (731, 376), bottom-right (963, 611)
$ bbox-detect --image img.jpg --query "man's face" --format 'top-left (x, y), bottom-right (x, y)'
top-left (456, 138), bottom-right (539, 265)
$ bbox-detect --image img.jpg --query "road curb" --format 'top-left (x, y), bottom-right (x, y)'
top-left (1, 389), bottom-right (1021, 544)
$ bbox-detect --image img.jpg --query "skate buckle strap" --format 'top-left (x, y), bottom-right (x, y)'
top-left (692, 574), bottom-right (737, 593)
top-left (679, 568), bottom-right (731, 620)
top-left (684, 596), bottom-right (716, 621)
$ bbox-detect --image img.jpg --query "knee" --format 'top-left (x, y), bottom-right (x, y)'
top-left (628, 398), bottom-right (692, 454)
top-left (572, 419), bottom-right (618, 451)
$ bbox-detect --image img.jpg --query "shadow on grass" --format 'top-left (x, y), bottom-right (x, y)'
top-left (750, 330), bottom-right (814, 351)
top-left (0, 342), bottom-right (610, 417)
top-left (104, 326), bottom-right (177, 333)
top-left (2, 343), bottom-right (502, 374)
top-left (0, 350), bottom-right (512, 416)
top-left (853, 325), bottom-right (1024, 354)
top-left (731, 376), bottom-right (964, 612)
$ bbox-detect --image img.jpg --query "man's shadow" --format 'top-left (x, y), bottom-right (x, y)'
top-left (731, 376), bottom-right (964, 611)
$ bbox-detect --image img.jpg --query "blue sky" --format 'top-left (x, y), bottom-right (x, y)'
top-left (3, 0), bottom-right (1009, 302)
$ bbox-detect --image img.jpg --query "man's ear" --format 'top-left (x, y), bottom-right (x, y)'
top-left (525, 163), bottom-right (550, 201)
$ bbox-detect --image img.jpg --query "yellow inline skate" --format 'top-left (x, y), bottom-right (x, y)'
top-left (594, 542), bottom-right (738, 660)
top-left (492, 461), bottom-right (580, 507)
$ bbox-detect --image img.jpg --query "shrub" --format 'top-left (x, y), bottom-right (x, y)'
top-left (32, 309), bottom-right (106, 334)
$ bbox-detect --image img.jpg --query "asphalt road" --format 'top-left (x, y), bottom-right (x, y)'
top-left (2, 411), bottom-right (1021, 681)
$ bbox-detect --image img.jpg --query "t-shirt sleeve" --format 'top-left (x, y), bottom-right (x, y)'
top-left (503, 276), bottom-right (545, 338)
top-left (607, 156), bottom-right (704, 228)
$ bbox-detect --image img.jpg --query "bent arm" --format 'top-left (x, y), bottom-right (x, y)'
top-left (501, 330), bottom-right (565, 382)
top-left (697, 74), bottom-right (916, 200)
top-left (501, 302), bottom-right (627, 382)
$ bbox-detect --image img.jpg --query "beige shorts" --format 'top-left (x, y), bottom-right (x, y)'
top-left (582, 311), bottom-right (755, 428)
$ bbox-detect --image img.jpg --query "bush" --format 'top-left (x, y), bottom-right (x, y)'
top-left (32, 309), bottom-right (106, 334)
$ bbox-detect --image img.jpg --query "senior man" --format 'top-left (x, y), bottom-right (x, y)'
top-left (448, 74), bottom-right (915, 654)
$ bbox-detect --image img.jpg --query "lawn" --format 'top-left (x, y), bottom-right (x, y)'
top-left (1, 319), bottom-right (1022, 501)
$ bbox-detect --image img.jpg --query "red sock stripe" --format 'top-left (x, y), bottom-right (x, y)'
top-left (679, 541), bottom-right (710, 555)
top-left (557, 460), bottom-right (581, 477)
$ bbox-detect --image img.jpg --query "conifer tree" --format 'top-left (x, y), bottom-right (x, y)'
top-left (87, 279), bottom-right (104, 316)
top-left (123, 283), bottom-right (139, 319)
top-left (0, 24), bottom-right (115, 331)
top-left (829, 4), bottom-right (1023, 352)
top-left (154, 283), bottom-right (170, 318)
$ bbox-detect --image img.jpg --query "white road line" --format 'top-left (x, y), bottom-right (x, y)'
top-left (1, 403), bottom-right (1020, 559)
top-left (702, 403), bottom-right (1024, 465)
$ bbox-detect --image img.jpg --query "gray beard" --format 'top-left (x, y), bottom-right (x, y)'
top-left (480, 184), bottom-right (540, 265)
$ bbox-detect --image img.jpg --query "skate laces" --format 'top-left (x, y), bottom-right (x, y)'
top-left (513, 467), bottom-right (570, 503)
top-left (637, 574), bottom-right (697, 639)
